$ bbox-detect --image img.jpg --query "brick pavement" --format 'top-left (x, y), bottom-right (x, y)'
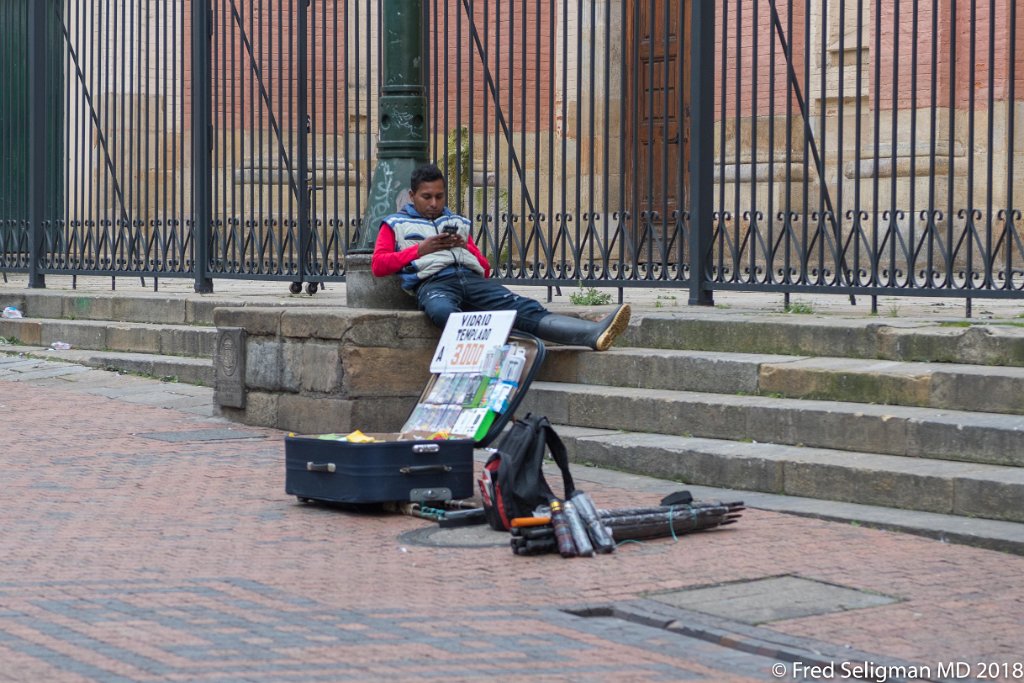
top-left (2, 357), bottom-right (1024, 682)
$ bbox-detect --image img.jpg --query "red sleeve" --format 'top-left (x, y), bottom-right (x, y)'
top-left (371, 223), bottom-right (421, 277)
top-left (465, 233), bottom-right (491, 278)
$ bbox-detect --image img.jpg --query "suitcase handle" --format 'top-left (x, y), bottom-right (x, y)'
top-left (400, 464), bottom-right (452, 475)
top-left (306, 462), bottom-right (336, 473)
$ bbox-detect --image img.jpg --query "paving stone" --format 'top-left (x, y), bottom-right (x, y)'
top-left (649, 575), bottom-right (898, 624)
top-left (2, 345), bottom-right (1024, 681)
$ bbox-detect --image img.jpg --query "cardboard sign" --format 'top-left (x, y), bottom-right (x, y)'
top-left (430, 310), bottom-right (516, 374)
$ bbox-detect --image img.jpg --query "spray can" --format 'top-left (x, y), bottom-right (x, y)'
top-left (548, 499), bottom-right (577, 558)
top-left (570, 490), bottom-right (616, 553)
top-left (561, 500), bottom-right (595, 557)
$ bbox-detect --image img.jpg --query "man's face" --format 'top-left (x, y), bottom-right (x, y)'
top-left (411, 179), bottom-right (446, 220)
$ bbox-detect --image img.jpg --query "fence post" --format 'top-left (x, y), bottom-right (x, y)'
top-left (191, 0), bottom-right (213, 293)
top-left (297, 0), bottom-right (311, 285)
top-left (26, 0), bottom-right (47, 289)
top-left (688, 0), bottom-right (714, 306)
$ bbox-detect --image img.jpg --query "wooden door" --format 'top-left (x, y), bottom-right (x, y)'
top-left (627, 0), bottom-right (688, 227)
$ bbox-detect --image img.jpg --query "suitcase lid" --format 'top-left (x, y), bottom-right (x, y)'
top-left (400, 331), bottom-right (545, 448)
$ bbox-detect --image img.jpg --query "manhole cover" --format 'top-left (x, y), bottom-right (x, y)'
top-left (649, 575), bottom-right (898, 624)
top-left (138, 428), bottom-right (267, 442)
top-left (399, 525), bottom-right (508, 548)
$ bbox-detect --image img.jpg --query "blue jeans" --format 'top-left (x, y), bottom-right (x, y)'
top-left (415, 268), bottom-right (549, 334)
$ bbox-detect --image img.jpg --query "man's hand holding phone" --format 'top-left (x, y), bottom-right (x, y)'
top-left (440, 222), bottom-right (465, 248)
top-left (417, 223), bottom-right (464, 256)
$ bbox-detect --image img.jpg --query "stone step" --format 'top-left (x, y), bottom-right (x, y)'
top-left (546, 450), bottom-right (1024, 555)
top-left (539, 346), bottom-right (1024, 415)
top-left (0, 344), bottom-right (213, 386)
top-left (521, 381), bottom-right (1024, 468)
top-left (1, 290), bottom-right (306, 326)
top-left (619, 313), bottom-right (1024, 367)
top-left (553, 425), bottom-right (1024, 523)
top-left (0, 317), bottom-right (217, 358)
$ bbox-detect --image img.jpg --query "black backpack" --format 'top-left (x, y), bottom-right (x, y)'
top-left (478, 414), bottom-right (575, 531)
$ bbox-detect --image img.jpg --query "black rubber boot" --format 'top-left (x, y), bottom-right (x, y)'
top-left (533, 304), bottom-right (631, 351)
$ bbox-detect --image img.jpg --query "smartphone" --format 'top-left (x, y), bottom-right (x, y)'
top-left (442, 225), bottom-right (459, 236)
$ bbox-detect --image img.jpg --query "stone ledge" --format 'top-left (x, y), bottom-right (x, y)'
top-left (215, 307), bottom-right (439, 434)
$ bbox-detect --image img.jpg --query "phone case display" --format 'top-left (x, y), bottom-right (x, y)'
top-left (399, 342), bottom-right (530, 441)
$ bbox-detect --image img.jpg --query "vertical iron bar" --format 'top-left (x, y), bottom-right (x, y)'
top-left (192, 0), bottom-right (213, 291)
top-left (689, 0), bottom-right (714, 305)
top-left (601, 0), bottom-right (610, 281)
top-left (298, 0), bottom-right (310, 282)
top-left (645, 0), bottom-right (655, 278)
top-left (983, 0), bottom-right (994, 288)
top-left (443, 0), bottom-right (449, 177)
top-left (155, 0), bottom-right (163, 268)
top-left (468, 0), bottom-right (476, 227)
top-left (818, 0), bottom-right (826, 284)
top-left (27, 0), bottom-right (48, 288)
top-left (617, 0), bottom-right (627, 275)
top-left (926, 0), bottom-right (938, 287)
top-left (747, 0), bottom-right (759, 282)
top-left (459, 0), bottom-right (466, 213)
top-left (482, 0), bottom-right (491, 261)
top-left (734, 0), bottom-right (743, 281)
top-left (588, 0), bottom-right (597, 275)
top-left (229, 0), bottom-right (237, 272)
top-left (630, 0), bottom-right (639, 280)
top-left (784, 0), bottom-right (792, 286)
top-left (510, 0), bottom-right (518, 270)
top-left (718, 0), bottom-right (728, 283)
top-left (854, 0), bottom-right (863, 285)
top-left (81, 1), bottom-right (90, 258)
top-left (495, 0), bottom-right (503, 271)
top-left (560, 0), bottom-right (568, 278)
top-left (660, 0), bottom-right (669, 278)
top-left (284, 4), bottom-right (292, 272)
top-left (872, 0), bottom-right (880, 288)
top-left (342, 0), bottom-right (350, 252)
top-left (768, 0), bottom-right (776, 284)
top-left (353, 0), bottom-right (361, 228)
top-left (574, 0), bottom-right (582, 278)
top-left (802, 0), bottom-right (810, 284)
top-left (909, 0), bottom-right (918, 286)
top-left (173, 0), bottom-right (180, 269)
top-left (533, 0), bottom-right (541, 274)
top-left (213, 0), bottom-right (222, 271)
top-left (889, 0), bottom-right (900, 286)
top-left (947, 0), bottom-right (957, 288)
top-left (1005, 0), bottom-right (1017, 290)
top-left (429, 0), bottom-right (436, 164)
top-left (964, 0), bottom-right (977, 293)
top-left (837, 0), bottom-right (845, 283)
top-left (144, 0), bottom-right (152, 271)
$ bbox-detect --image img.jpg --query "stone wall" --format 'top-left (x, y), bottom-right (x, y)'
top-left (213, 307), bottom-right (441, 436)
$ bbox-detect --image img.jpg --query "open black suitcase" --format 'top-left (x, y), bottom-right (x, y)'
top-left (285, 331), bottom-right (545, 505)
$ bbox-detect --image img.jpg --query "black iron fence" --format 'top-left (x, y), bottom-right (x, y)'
top-left (1, 0), bottom-right (1021, 303)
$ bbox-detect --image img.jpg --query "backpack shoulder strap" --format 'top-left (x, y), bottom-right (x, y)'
top-left (536, 416), bottom-right (574, 499)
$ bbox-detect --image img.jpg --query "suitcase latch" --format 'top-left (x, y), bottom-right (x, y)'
top-left (306, 462), bottom-right (336, 473)
top-left (412, 444), bottom-right (441, 454)
top-left (409, 487), bottom-right (453, 503)
top-left (400, 464), bottom-right (452, 475)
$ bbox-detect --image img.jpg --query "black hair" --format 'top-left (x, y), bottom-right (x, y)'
top-left (410, 164), bottom-right (446, 192)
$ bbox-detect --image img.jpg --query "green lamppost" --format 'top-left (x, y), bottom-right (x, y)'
top-left (346, 0), bottom-right (428, 309)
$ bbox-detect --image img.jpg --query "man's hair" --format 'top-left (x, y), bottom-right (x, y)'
top-left (410, 164), bottom-right (446, 192)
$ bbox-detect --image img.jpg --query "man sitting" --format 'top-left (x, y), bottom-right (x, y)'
top-left (371, 164), bottom-right (630, 350)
